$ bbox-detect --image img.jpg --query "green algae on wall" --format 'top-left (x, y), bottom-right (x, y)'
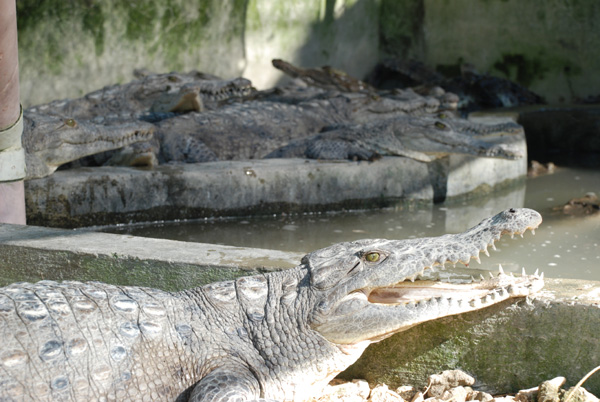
top-left (16, 0), bottom-right (248, 106)
top-left (16, 0), bottom-right (380, 106)
top-left (420, 0), bottom-right (600, 103)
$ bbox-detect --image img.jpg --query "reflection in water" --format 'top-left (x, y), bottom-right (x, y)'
top-left (104, 167), bottom-right (599, 281)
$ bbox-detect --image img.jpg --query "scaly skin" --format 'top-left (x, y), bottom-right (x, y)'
top-left (0, 208), bottom-right (543, 401)
top-left (266, 113), bottom-right (525, 162)
top-left (22, 112), bottom-right (154, 179)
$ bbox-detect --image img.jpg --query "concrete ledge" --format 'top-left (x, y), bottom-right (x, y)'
top-left (0, 223), bottom-right (303, 289)
top-left (25, 152), bottom-right (526, 228)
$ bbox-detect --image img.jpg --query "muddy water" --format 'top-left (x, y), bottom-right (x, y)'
top-left (105, 167), bottom-right (600, 281)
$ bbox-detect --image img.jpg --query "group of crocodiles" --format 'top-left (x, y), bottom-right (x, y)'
top-left (0, 208), bottom-right (544, 401)
top-left (22, 60), bottom-right (525, 179)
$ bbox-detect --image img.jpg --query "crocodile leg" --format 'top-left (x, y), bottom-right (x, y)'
top-left (189, 368), bottom-right (277, 402)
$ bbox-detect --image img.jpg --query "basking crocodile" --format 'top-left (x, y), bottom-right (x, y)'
top-left (272, 58), bottom-right (459, 112)
top-left (28, 70), bottom-right (255, 120)
top-left (23, 71), bottom-right (253, 175)
top-left (266, 113), bottom-right (524, 162)
top-left (24, 67), bottom-right (522, 170)
top-left (367, 58), bottom-right (544, 112)
top-left (0, 208), bottom-right (543, 401)
top-left (22, 111), bottom-right (154, 179)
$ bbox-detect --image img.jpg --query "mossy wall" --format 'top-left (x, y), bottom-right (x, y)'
top-left (16, 0), bottom-right (380, 107)
top-left (380, 0), bottom-right (600, 104)
top-left (15, 0), bottom-right (600, 106)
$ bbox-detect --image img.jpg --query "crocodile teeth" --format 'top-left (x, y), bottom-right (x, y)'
top-left (531, 229), bottom-right (536, 235)
top-left (473, 255), bottom-right (481, 265)
top-left (483, 248), bottom-right (490, 257)
top-left (522, 267), bottom-right (527, 276)
top-left (498, 265), bottom-right (505, 275)
top-left (488, 272), bottom-right (494, 279)
top-left (534, 269), bottom-right (539, 277)
top-left (490, 242), bottom-right (497, 251)
top-left (479, 274), bottom-right (485, 281)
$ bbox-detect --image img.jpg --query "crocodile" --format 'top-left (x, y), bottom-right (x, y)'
top-left (366, 58), bottom-right (544, 112)
top-left (271, 59), bottom-right (459, 112)
top-left (28, 70), bottom-right (255, 120)
top-left (25, 67), bottom-right (520, 170)
top-left (85, 88), bottom-right (465, 166)
top-left (22, 111), bottom-right (154, 179)
top-left (0, 208), bottom-right (543, 401)
top-left (22, 71), bottom-right (253, 174)
top-left (266, 113), bottom-right (524, 162)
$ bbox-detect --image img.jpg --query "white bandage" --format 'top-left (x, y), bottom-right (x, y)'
top-left (0, 105), bottom-right (26, 181)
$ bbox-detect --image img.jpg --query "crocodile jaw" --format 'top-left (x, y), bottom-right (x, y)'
top-left (308, 208), bottom-right (544, 345)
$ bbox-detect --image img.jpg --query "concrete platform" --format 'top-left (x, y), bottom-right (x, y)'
top-left (1, 222), bottom-right (598, 395)
top-left (25, 139), bottom-right (527, 229)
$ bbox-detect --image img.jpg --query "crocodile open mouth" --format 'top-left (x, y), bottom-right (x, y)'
top-left (364, 222), bottom-right (543, 307)
top-left (367, 267), bottom-right (544, 306)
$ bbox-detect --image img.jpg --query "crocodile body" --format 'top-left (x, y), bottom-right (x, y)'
top-left (0, 208), bottom-right (544, 401)
top-left (368, 58), bottom-right (544, 111)
top-left (22, 111), bottom-right (154, 179)
top-left (23, 64), bottom-right (524, 173)
top-left (266, 113), bottom-right (524, 162)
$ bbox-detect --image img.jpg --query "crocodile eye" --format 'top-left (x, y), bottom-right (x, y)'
top-left (435, 122), bottom-right (447, 129)
top-left (438, 113), bottom-right (447, 119)
top-left (64, 118), bottom-right (77, 128)
top-left (365, 252), bottom-right (380, 263)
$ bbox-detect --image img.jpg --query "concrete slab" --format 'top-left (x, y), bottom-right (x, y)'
top-left (0, 223), bottom-right (303, 289)
top-left (24, 144), bottom-right (526, 228)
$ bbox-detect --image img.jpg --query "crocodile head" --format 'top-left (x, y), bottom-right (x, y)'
top-left (22, 112), bottom-right (155, 179)
top-left (305, 208), bottom-right (543, 345)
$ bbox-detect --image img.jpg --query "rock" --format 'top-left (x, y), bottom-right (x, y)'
top-left (470, 390), bottom-right (494, 402)
top-left (396, 386), bottom-right (418, 401)
top-left (515, 386), bottom-right (539, 402)
top-left (369, 384), bottom-right (405, 402)
top-left (427, 370), bottom-right (476, 398)
top-left (538, 377), bottom-right (567, 402)
top-left (314, 379), bottom-right (371, 402)
top-left (492, 397), bottom-right (515, 402)
top-left (561, 387), bottom-right (599, 402)
top-left (442, 386), bottom-right (469, 402)
top-left (411, 391), bottom-right (425, 402)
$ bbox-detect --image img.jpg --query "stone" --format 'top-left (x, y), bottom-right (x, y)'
top-left (561, 387), bottom-right (599, 402)
top-left (515, 387), bottom-right (539, 402)
top-left (538, 377), bottom-right (567, 402)
top-left (427, 370), bottom-right (475, 398)
top-left (441, 386), bottom-right (469, 402)
top-left (314, 379), bottom-right (371, 402)
top-left (369, 384), bottom-right (405, 402)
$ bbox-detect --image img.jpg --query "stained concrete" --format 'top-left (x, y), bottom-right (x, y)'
top-left (1, 222), bottom-right (599, 394)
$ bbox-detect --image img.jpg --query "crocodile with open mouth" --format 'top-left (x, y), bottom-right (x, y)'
top-left (0, 208), bottom-right (543, 401)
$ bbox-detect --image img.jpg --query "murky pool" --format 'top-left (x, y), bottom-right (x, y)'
top-left (105, 167), bottom-right (600, 281)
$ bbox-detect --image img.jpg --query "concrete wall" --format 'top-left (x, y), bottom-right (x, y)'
top-left (16, 0), bottom-right (380, 107)
top-left (380, 0), bottom-right (600, 104)
top-left (16, 0), bottom-right (600, 107)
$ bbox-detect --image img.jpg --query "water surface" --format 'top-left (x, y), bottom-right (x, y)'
top-left (105, 167), bottom-right (600, 281)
